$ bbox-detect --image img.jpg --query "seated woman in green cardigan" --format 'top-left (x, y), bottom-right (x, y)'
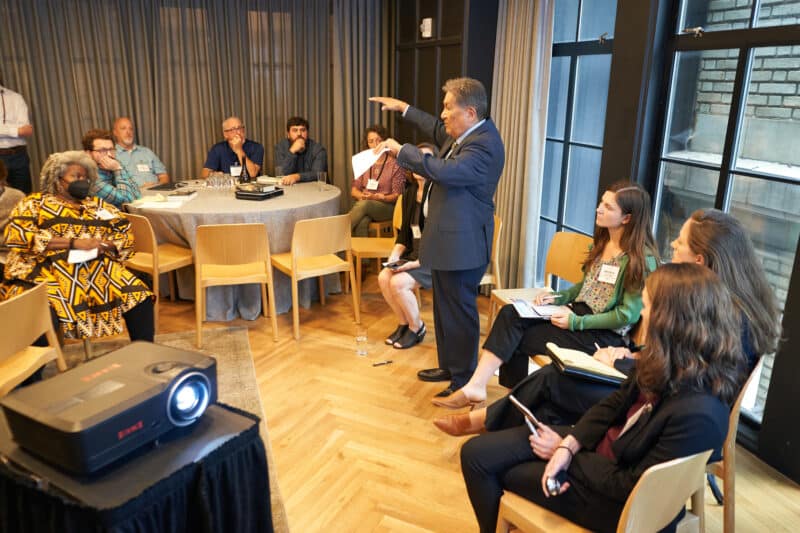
top-left (432, 181), bottom-right (659, 408)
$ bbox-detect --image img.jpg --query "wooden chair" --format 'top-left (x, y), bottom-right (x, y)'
top-left (496, 449), bottom-right (712, 533)
top-left (692, 357), bottom-right (764, 533)
top-left (488, 231), bottom-right (592, 330)
top-left (124, 213), bottom-right (194, 332)
top-left (368, 219), bottom-right (394, 238)
top-left (480, 214), bottom-right (504, 291)
top-left (271, 214), bottom-right (360, 340)
top-left (0, 283), bottom-right (67, 397)
top-left (351, 195), bottom-right (403, 296)
top-left (195, 223), bottom-right (278, 347)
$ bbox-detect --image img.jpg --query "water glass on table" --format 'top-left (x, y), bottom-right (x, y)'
top-left (317, 171), bottom-right (327, 191)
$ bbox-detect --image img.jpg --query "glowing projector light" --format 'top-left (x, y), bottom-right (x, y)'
top-left (168, 372), bottom-right (211, 426)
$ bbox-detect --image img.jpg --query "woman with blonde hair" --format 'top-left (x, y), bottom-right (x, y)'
top-left (1, 151), bottom-right (154, 341)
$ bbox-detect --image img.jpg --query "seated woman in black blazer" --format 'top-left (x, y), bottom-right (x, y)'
top-left (460, 263), bottom-right (748, 533)
top-left (434, 208), bottom-right (780, 437)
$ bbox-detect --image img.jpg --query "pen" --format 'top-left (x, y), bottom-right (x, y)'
top-left (372, 360), bottom-right (393, 367)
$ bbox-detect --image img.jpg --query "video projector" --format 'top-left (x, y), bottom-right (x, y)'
top-left (0, 342), bottom-right (217, 475)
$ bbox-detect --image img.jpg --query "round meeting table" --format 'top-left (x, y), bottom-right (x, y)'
top-left (126, 181), bottom-right (342, 321)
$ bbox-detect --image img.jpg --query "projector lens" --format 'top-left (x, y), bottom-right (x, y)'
top-left (167, 372), bottom-right (211, 426)
top-left (175, 383), bottom-right (200, 412)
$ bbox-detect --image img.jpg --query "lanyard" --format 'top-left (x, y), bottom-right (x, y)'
top-left (371, 153), bottom-right (389, 183)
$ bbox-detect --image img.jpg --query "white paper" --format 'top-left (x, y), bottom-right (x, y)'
top-left (95, 208), bottom-right (116, 220)
top-left (352, 147), bottom-right (388, 179)
top-left (68, 248), bottom-right (99, 264)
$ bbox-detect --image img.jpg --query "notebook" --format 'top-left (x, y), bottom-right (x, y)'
top-left (545, 342), bottom-right (627, 386)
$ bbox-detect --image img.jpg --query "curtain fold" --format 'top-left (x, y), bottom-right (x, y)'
top-left (331, 0), bottom-right (390, 211)
top-left (491, 0), bottom-right (555, 288)
top-left (0, 0), bottom-right (342, 184)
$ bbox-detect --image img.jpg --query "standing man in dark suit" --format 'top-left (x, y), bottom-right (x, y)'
top-left (370, 78), bottom-right (505, 397)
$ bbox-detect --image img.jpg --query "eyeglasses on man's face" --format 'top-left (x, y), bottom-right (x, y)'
top-left (224, 125), bottom-right (245, 133)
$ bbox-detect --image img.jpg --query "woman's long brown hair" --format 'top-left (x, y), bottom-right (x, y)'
top-left (687, 209), bottom-right (781, 356)
top-left (582, 181), bottom-right (659, 291)
top-left (636, 263), bottom-right (747, 405)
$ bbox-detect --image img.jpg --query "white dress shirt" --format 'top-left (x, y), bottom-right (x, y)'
top-left (0, 85), bottom-right (30, 149)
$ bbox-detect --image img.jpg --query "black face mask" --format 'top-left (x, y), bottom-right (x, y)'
top-left (65, 179), bottom-right (91, 200)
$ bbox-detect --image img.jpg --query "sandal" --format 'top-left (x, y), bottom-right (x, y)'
top-left (385, 324), bottom-right (409, 345)
top-left (393, 322), bottom-right (426, 349)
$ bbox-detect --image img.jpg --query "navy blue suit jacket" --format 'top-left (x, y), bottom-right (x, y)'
top-left (397, 106), bottom-right (504, 271)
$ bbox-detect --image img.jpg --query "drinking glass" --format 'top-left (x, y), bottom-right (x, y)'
top-left (317, 171), bottom-right (327, 191)
top-left (355, 327), bottom-right (368, 357)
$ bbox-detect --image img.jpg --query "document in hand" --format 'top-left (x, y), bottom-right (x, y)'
top-left (510, 299), bottom-right (569, 319)
top-left (352, 147), bottom-right (389, 178)
top-left (545, 342), bottom-right (627, 386)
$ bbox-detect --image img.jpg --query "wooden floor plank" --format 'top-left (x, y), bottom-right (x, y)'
top-left (156, 277), bottom-right (800, 532)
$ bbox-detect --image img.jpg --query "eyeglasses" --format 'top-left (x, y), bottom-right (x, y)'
top-left (223, 125), bottom-right (245, 133)
top-left (92, 148), bottom-right (115, 154)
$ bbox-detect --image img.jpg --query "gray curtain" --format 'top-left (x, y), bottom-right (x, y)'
top-left (0, 0), bottom-right (388, 195)
top-left (491, 0), bottom-right (554, 288)
top-left (331, 0), bottom-right (390, 211)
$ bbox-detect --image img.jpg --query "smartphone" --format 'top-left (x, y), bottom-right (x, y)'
top-left (509, 394), bottom-right (541, 437)
top-left (382, 259), bottom-right (408, 270)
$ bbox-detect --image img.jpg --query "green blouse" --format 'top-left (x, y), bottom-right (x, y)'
top-left (553, 247), bottom-right (658, 332)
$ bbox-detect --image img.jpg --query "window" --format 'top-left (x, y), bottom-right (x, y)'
top-left (653, 1), bottom-right (800, 424)
top-left (537, 0), bottom-right (617, 287)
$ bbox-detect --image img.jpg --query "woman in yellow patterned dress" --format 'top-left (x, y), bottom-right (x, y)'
top-left (1, 151), bottom-right (154, 341)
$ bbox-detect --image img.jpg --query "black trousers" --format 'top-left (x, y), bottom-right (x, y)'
top-left (461, 425), bottom-right (625, 533)
top-left (485, 304), bottom-right (626, 388)
top-left (485, 364), bottom-right (620, 429)
top-left (432, 264), bottom-right (487, 388)
top-left (1, 149), bottom-right (32, 194)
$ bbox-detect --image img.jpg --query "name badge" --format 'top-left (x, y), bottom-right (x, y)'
top-left (95, 208), bottom-right (116, 221)
top-left (366, 179), bottom-right (380, 191)
top-left (136, 164), bottom-right (150, 173)
top-left (411, 225), bottom-right (422, 239)
top-left (597, 264), bottom-right (621, 284)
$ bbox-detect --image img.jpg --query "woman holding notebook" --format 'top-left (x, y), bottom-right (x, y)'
top-left (432, 181), bottom-right (658, 409)
top-left (434, 209), bottom-right (779, 440)
top-left (460, 263), bottom-right (746, 532)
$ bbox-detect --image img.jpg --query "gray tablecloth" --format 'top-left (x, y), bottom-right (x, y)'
top-left (127, 182), bottom-right (342, 321)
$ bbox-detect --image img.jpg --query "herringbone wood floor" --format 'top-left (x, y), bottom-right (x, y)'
top-left (154, 275), bottom-right (800, 532)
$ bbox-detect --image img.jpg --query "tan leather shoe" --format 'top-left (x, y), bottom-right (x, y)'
top-left (433, 413), bottom-right (485, 436)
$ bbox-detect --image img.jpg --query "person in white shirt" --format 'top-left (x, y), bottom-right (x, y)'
top-left (0, 77), bottom-right (34, 193)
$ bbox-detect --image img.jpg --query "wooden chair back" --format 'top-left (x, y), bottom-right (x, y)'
top-left (292, 214), bottom-right (351, 260)
top-left (544, 231), bottom-right (593, 287)
top-left (617, 449), bottom-right (712, 533)
top-left (480, 214), bottom-right (504, 290)
top-left (0, 283), bottom-right (67, 396)
top-left (392, 194), bottom-right (404, 234)
top-left (699, 356), bottom-right (765, 533)
top-left (196, 223), bottom-right (271, 266)
top-left (1, 283), bottom-right (56, 358)
top-left (126, 213), bottom-right (157, 257)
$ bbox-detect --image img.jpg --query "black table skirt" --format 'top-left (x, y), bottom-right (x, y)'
top-left (0, 405), bottom-right (273, 533)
